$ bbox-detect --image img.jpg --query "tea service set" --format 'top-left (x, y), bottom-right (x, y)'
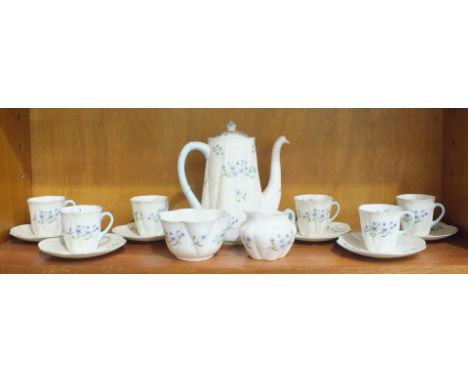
top-left (9, 121), bottom-right (458, 261)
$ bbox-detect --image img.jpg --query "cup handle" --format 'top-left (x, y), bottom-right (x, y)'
top-left (400, 210), bottom-right (415, 235)
top-left (284, 208), bottom-right (296, 224)
top-left (431, 203), bottom-right (445, 227)
top-left (330, 201), bottom-right (341, 222)
top-left (99, 211), bottom-right (114, 240)
top-left (65, 199), bottom-right (76, 207)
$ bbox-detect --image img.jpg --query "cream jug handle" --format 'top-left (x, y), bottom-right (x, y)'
top-left (177, 141), bottom-right (210, 209)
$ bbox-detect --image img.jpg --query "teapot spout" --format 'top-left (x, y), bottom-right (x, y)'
top-left (261, 136), bottom-right (289, 210)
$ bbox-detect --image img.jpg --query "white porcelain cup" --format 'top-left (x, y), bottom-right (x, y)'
top-left (359, 204), bottom-right (415, 253)
top-left (61, 205), bottom-right (114, 254)
top-left (294, 194), bottom-right (341, 236)
top-left (396, 194), bottom-right (445, 236)
top-left (131, 195), bottom-right (169, 237)
top-left (27, 196), bottom-right (76, 237)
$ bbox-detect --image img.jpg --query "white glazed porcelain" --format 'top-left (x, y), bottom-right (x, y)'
top-left (295, 222), bottom-right (351, 242)
top-left (359, 204), bottom-right (415, 253)
top-left (39, 234), bottom-right (126, 259)
top-left (112, 222), bottom-right (165, 242)
top-left (396, 194), bottom-right (445, 236)
top-left (130, 195), bottom-right (168, 237)
top-left (337, 232), bottom-right (426, 259)
top-left (61, 205), bottom-right (114, 254)
top-left (239, 209), bottom-right (296, 261)
top-left (27, 196), bottom-right (76, 237)
top-left (295, 194), bottom-right (340, 236)
top-left (177, 121), bottom-right (289, 243)
top-left (160, 209), bottom-right (230, 261)
top-left (421, 222), bottom-right (458, 241)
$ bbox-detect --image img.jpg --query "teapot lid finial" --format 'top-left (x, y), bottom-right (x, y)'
top-left (217, 120), bottom-right (249, 138)
top-left (227, 120), bottom-right (237, 132)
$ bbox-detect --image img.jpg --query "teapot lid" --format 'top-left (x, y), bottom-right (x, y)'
top-left (216, 120), bottom-right (250, 138)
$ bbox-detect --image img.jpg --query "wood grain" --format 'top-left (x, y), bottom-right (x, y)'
top-left (29, 109), bottom-right (444, 229)
top-left (0, 237), bottom-right (466, 274)
top-left (442, 110), bottom-right (468, 238)
top-left (0, 109), bottom-right (32, 243)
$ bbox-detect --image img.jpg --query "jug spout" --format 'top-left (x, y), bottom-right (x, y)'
top-left (261, 136), bottom-right (289, 210)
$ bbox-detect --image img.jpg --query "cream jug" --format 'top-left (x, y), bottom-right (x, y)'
top-left (178, 121), bottom-right (289, 243)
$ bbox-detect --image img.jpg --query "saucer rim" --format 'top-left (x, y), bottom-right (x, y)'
top-left (421, 222), bottom-right (458, 241)
top-left (112, 223), bottom-right (165, 242)
top-left (295, 222), bottom-right (351, 242)
top-left (9, 224), bottom-right (61, 242)
top-left (38, 233), bottom-right (126, 259)
top-left (337, 231), bottom-right (426, 259)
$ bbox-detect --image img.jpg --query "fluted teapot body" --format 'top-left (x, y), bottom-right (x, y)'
top-left (178, 121), bottom-right (289, 243)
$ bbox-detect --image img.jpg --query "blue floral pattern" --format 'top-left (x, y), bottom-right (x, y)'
top-left (192, 234), bottom-right (208, 247)
top-left (235, 189), bottom-right (247, 203)
top-left (403, 209), bottom-right (428, 224)
top-left (269, 230), bottom-right (294, 251)
top-left (298, 208), bottom-right (330, 223)
top-left (167, 230), bottom-right (185, 246)
top-left (65, 224), bottom-right (99, 240)
top-left (212, 232), bottom-right (225, 245)
top-left (364, 221), bottom-right (398, 237)
top-left (134, 207), bottom-right (167, 223)
top-left (242, 235), bottom-right (253, 249)
top-left (212, 144), bottom-right (225, 156)
top-left (221, 160), bottom-right (257, 178)
top-left (33, 209), bottom-right (60, 224)
top-left (226, 216), bottom-right (239, 232)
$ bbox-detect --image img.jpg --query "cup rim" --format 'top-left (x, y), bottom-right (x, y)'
top-left (160, 208), bottom-right (226, 224)
top-left (359, 203), bottom-right (402, 214)
top-left (294, 194), bottom-right (333, 202)
top-left (130, 195), bottom-right (168, 203)
top-left (396, 194), bottom-right (436, 201)
top-left (245, 209), bottom-right (290, 219)
top-left (61, 205), bottom-right (103, 215)
top-left (28, 196), bottom-right (66, 204)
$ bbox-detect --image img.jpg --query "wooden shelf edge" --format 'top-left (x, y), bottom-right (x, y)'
top-left (0, 236), bottom-right (467, 274)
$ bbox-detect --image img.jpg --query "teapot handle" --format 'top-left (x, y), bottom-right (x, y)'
top-left (177, 141), bottom-right (210, 209)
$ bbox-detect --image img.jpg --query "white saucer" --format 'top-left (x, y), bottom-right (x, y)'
top-left (9, 224), bottom-right (60, 242)
top-left (38, 234), bottom-right (126, 259)
top-left (295, 222), bottom-right (351, 242)
top-left (112, 222), bottom-right (165, 242)
top-left (336, 232), bottom-right (426, 259)
top-left (420, 222), bottom-right (458, 241)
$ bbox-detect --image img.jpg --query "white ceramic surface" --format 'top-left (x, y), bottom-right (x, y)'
top-left (295, 194), bottom-right (341, 236)
top-left (421, 222), bottom-right (458, 241)
top-left (359, 204), bottom-right (415, 253)
top-left (177, 120), bottom-right (289, 243)
top-left (130, 195), bottom-right (168, 237)
top-left (295, 222), bottom-right (351, 242)
top-left (39, 234), bottom-right (126, 259)
top-left (61, 205), bottom-right (114, 254)
top-left (240, 209), bottom-right (296, 261)
top-left (112, 222), bottom-right (165, 242)
top-left (9, 224), bottom-right (59, 242)
top-left (27, 196), bottom-right (76, 237)
top-left (396, 194), bottom-right (445, 236)
top-left (160, 209), bottom-right (229, 261)
top-left (337, 232), bottom-right (426, 259)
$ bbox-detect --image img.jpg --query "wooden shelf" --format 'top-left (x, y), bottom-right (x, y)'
top-left (0, 236), bottom-right (467, 273)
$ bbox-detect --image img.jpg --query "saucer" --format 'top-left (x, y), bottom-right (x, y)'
top-left (336, 232), bottom-right (426, 259)
top-left (295, 222), bottom-right (351, 242)
top-left (112, 222), bottom-right (165, 242)
top-left (9, 224), bottom-right (60, 242)
top-left (420, 222), bottom-right (458, 241)
top-left (38, 234), bottom-right (126, 259)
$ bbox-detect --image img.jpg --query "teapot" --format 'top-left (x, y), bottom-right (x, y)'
top-left (177, 121), bottom-right (289, 243)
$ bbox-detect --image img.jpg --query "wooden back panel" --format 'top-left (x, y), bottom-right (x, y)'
top-left (0, 109), bottom-right (32, 242)
top-left (443, 109), bottom-right (468, 237)
top-left (30, 109), bottom-right (443, 229)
